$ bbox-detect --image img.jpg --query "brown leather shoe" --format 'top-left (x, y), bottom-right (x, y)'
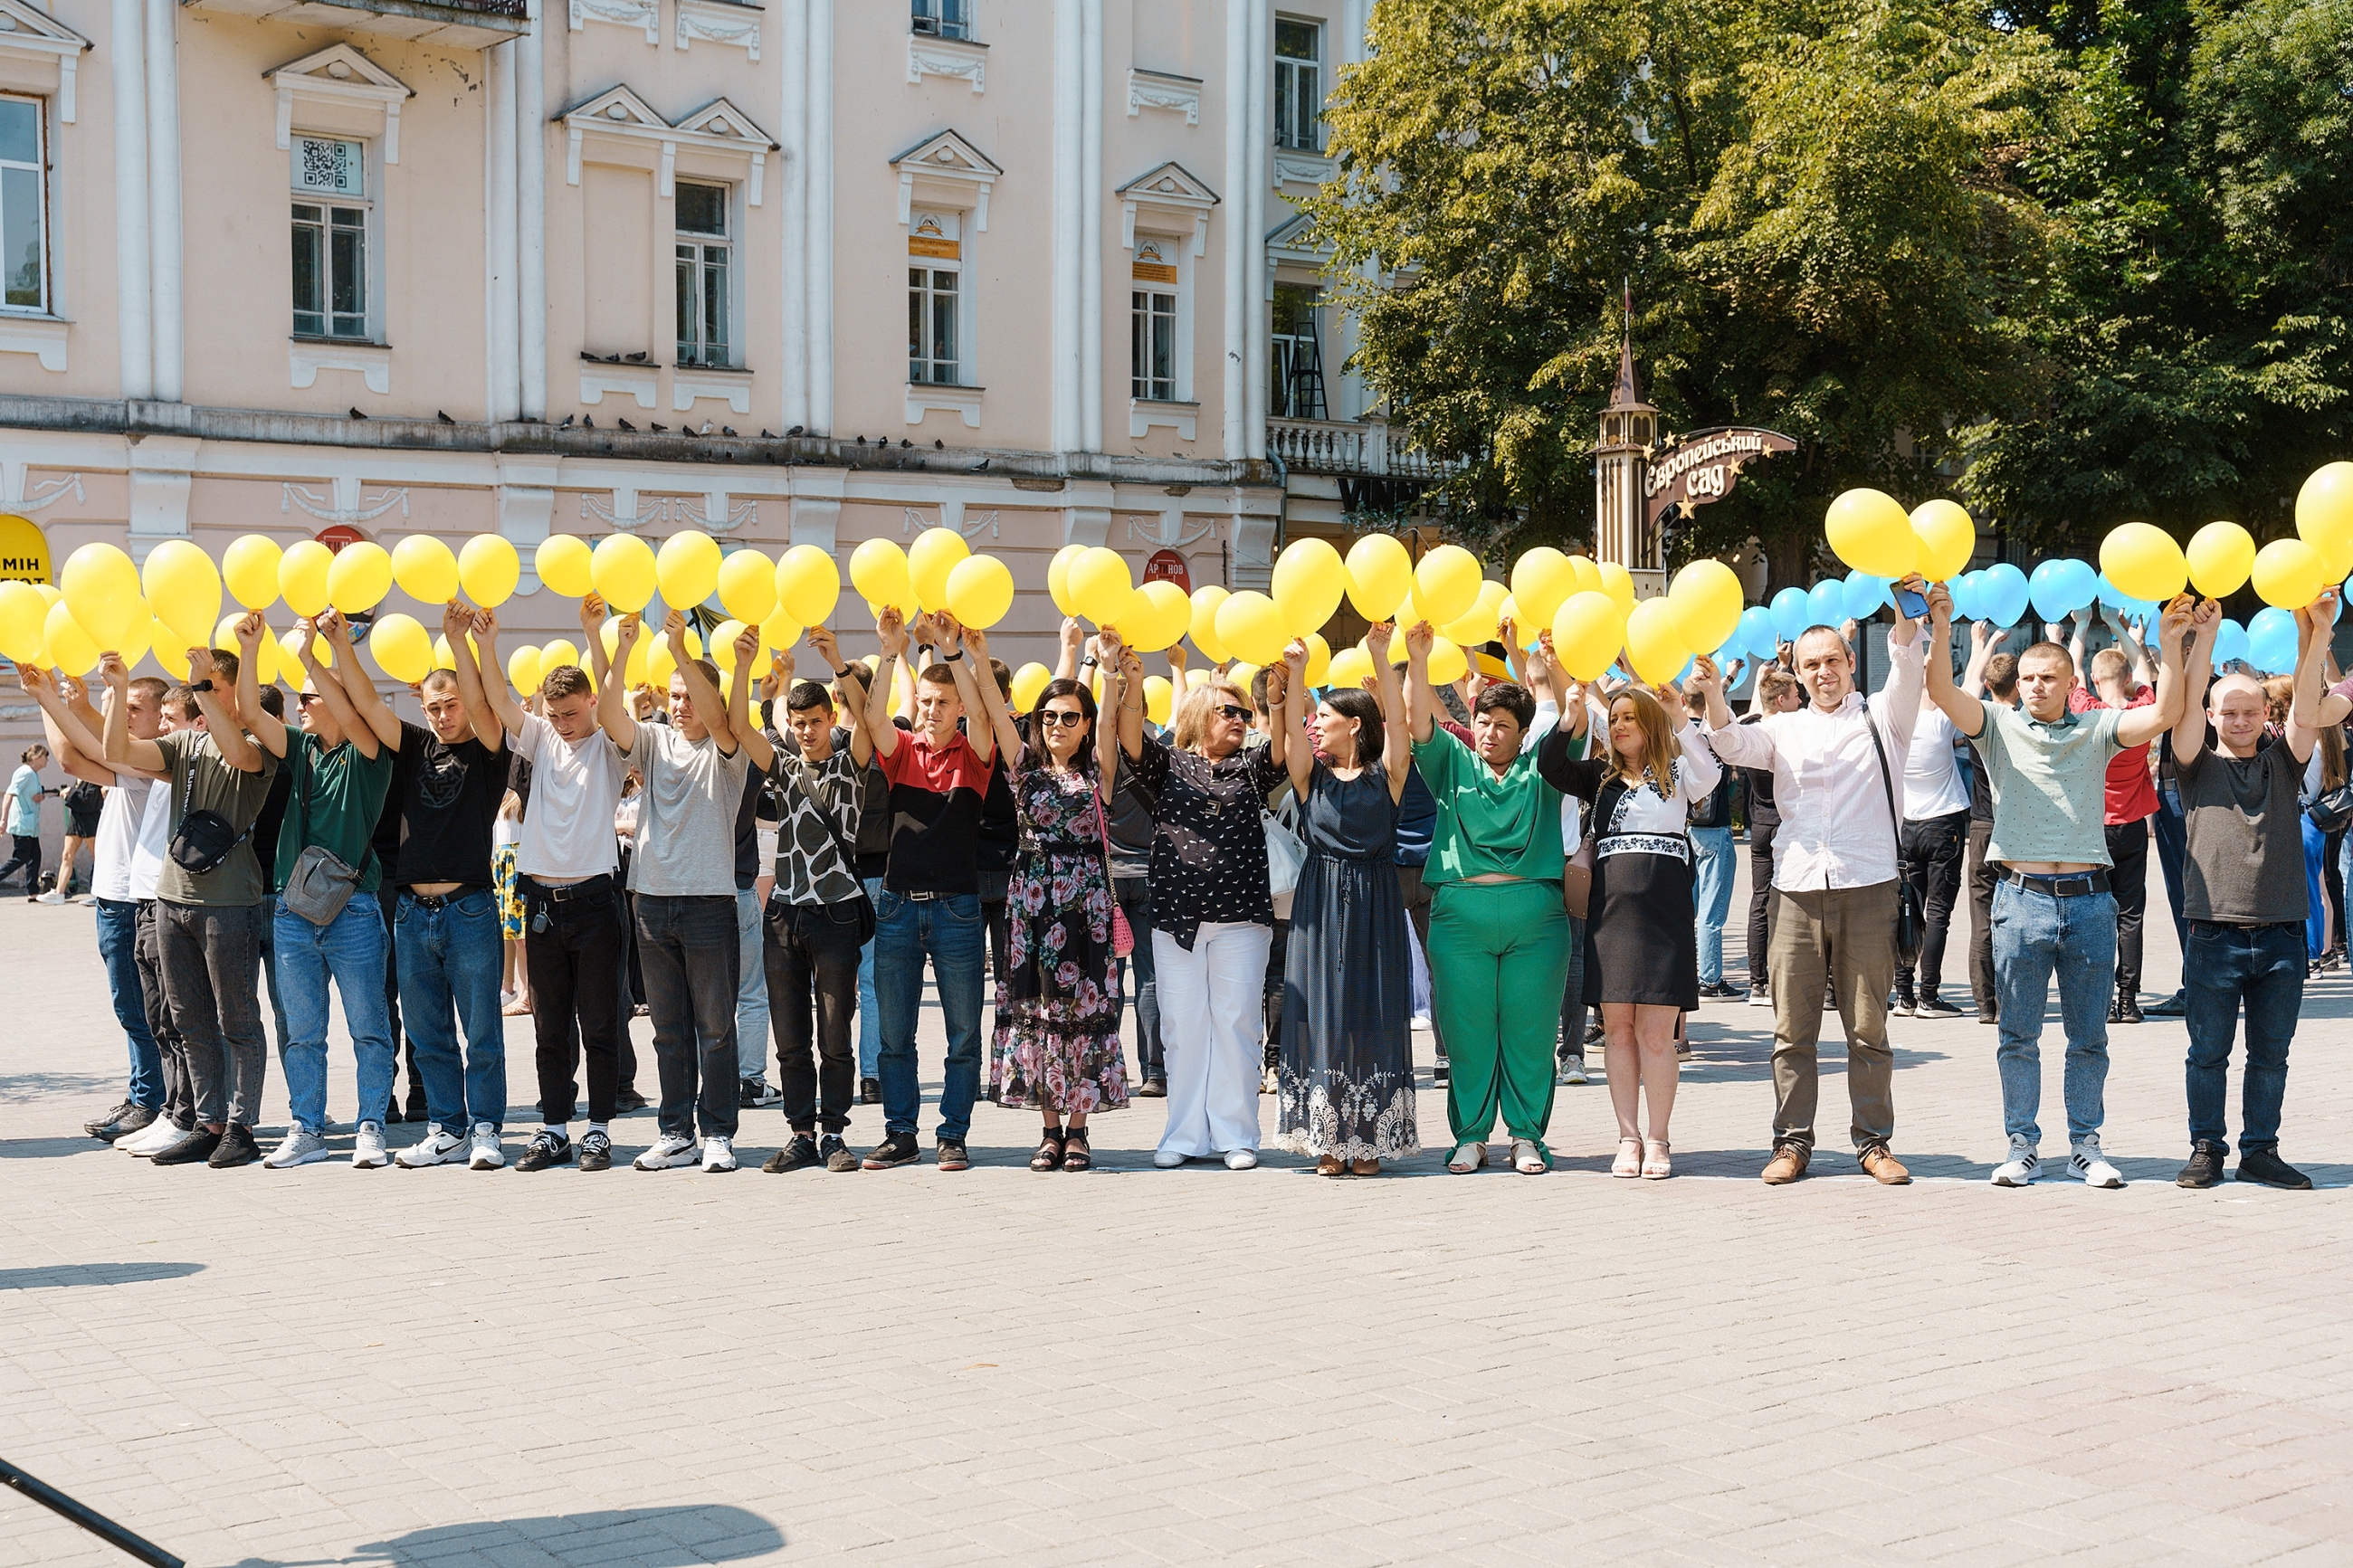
top-left (1859, 1145), bottom-right (1912, 1185)
top-left (1760, 1144), bottom-right (1809, 1184)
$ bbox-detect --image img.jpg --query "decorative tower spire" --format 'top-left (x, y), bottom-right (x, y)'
top-left (1595, 282), bottom-right (1659, 577)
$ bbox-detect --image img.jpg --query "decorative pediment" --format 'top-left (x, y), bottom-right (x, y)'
top-left (673, 97), bottom-right (772, 146)
top-left (265, 45), bottom-right (413, 162)
top-left (562, 89), bottom-right (775, 203)
top-left (562, 83), bottom-right (666, 133)
top-left (1126, 68), bottom-right (1199, 126)
top-left (1266, 210), bottom-right (1331, 265)
top-left (1117, 161), bottom-right (1219, 255)
top-left (890, 129), bottom-right (1002, 231)
top-left (0, 0), bottom-right (90, 123)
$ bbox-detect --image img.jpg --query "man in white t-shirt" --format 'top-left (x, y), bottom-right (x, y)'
top-left (479, 598), bottom-right (631, 1174)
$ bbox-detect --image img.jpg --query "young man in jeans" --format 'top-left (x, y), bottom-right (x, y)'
top-left (604, 610), bottom-right (755, 1174)
top-left (235, 612), bottom-right (398, 1171)
top-left (862, 606), bottom-right (1000, 1172)
top-left (102, 645), bottom-right (279, 1169)
top-left (1923, 586), bottom-right (2195, 1189)
top-left (2169, 594), bottom-right (2325, 1190)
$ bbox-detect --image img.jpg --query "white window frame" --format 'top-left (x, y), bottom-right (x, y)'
top-left (910, 0), bottom-right (970, 40)
top-left (907, 207), bottom-right (971, 387)
top-left (0, 92), bottom-right (49, 316)
top-left (1274, 15), bottom-right (1323, 153)
top-left (673, 177), bottom-right (736, 369)
top-left (289, 133), bottom-right (378, 344)
top-left (1129, 233), bottom-right (1187, 407)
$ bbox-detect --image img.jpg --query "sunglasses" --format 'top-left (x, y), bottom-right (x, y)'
top-left (1035, 710), bottom-right (1088, 727)
top-left (1212, 703), bottom-right (1253, 722)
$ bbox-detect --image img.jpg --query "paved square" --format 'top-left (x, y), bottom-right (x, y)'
top-left (5, 854), bottom-right (2351, 1567)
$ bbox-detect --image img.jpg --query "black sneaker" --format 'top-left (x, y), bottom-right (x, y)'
top-left (862, 1131), bottom-right (921, 1170)
top-left (2177, 1141), bottom-right (2226, 1188)
top-left (764, 1134), bottom-right (821, 1174)
top-left (578, 1129), bottom-right (613, 1171)
top-left (2116, 996), bottom-right (2144, 1025)
top-left (515, 1130), bottom-right (573, 1172)
top-left (207, 1124), bottom-right (262, 1168)
top-left (1915, 997), bottom-right (1965, 1020)
top-left (614, 1088), bottom-right (650, 1114)
top-left (152, 1126), bottom-right (223, 1166)
top-left (2236, 1148), bottom-right (2313, 1190)
top-left (1431, 1063), bottom-right (1449, 1086)
top-left (858, 1077), bottom-right (881, 1105)
top-left (936, 1137), bottom-right (969, 1172)
top-left (2144, 990), bottom-right (2186, 1017)
top-left (84, 1100), bottom-right (138, 1138)
top-left (1888, 992), bottom-right (1916, 1018)
top-left (740, 1077), bottom-right (781, 1108)
top-left (821, 1134), bottom-right (859, 1173)
top-left (1138, 1076), bottom-right (1167, 1098)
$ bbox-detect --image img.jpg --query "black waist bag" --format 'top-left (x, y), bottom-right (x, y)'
top-left (168, 809), bottom-right (246, 877)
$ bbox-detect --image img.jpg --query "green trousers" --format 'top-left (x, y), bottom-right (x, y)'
top-left (1427, 879), bottom-right (1571, 1156)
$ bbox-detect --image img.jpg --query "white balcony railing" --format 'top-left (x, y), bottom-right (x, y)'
top-left (1266, 417), bottom-right (1455, 479)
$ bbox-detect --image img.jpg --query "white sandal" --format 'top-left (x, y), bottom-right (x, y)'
top-left (1511, 1138), bottom-right (1547, 1175)
top-left (1446, 1141), bottom-right (1486, 1174)
top-left (1640, 1139), bottom-right (1673, 1180)
top-left (1610, 1136), bottom-right (1643, 1179)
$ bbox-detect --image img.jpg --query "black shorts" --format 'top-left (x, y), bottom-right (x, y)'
top-left (67, 803), bottom-right (101, 837)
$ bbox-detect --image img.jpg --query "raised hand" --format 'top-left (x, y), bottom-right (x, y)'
top-left (1404, 621), bottom-right (1434, 660)
top-left (186, 646), bottom-right (214, 682)
top-left (235, 610), bottom-right (267, 651)
top-left (1365, 621), bottom-right (1395, 663)
top-left (962, 624), bottom-right (990, 664)
top-left (15, 660), bottom-right (48, 696)
top-left (877, 605), bottom-right (909, 658)
top-left (805, 624), bottom-right (841, 672)
top-left (733, 622), bottom-right (761, 669)
top-left (933, 613), bottom-right (966, 656)
top-left (1926, 584), bottom-right (1954, 632)
top-left (1060, 616), bottom-right (1085, 660)
top-left (1096, 626), bottom-right (1126, 667)
top-left (2157, 596), bottom-right (2194, 651)
top-left (443, 600), bottom-right (474, 645)
top-left (1281, 637), bottom-right (1309, 675)
top-left (472, 605), bottom-right (500, 643)
top-left (663, 607), bottom-right (689, 648)
top-left (579, 593), bottom-right (606, 632)
top-left (773, 644), bottom-right (796, 688)
top-left (1684, 654), bottom-right (1721, 698)
top-left (614, 612), bottom-right (644, 655)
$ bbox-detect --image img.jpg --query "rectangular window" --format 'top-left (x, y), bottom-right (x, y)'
top-left (1274, 18), bottom-right (1322, 152)
top-left (291, 136), bottom-right (368, 339)
top-left (907, 210), bottom-right (964, 385)
top-left (0, 96), bottom-right (47, 312)
top-left (674, 180), bottom-right (732, 367)
top-left (1130, 236), bottom-right (1181, 404)
top-left (1270, 282), bottom-right (1326, 419)
top-left (911, 0), bottom-right (969, 39)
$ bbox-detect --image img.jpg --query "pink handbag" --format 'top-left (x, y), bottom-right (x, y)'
top-left (1096, 792), bottom-right (1135, 957)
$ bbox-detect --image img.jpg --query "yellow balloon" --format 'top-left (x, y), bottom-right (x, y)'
top-left (1441, 579), bottom-right (1507, 649)
top-left (757, 608), bottom-right (803, 655)
top-left (908, 527), bottom-right (973, 613)
top-left (40, 599), bottom-right (98, 675)
top-left (541, 637), bottom-right (583, 675)
top-left (1186, 668), bottom-right (1212, 689)
top-left (391, 535), bottom-right (460, 605)
top-left (2298, 462), bottom-right (2353, 574)
top-left (1424, 637), bottom-right (1468, 687)
top-left (1344, 533), bottom-right (1414, 622)
top-left (429, 634), bottom-right (458, 674)
top-left (2099, 522), bottom-right (2189, 603)
top-left (1624, 597), bottom-right (1691, 686)
top-left (148, 622), bottom-right (191, 681)
top-left (591, 533), bottom-right (658, 613)
top-left (709, 618), bottom-right (748, 672)
top-left (141, 540), bottom-right (222, 644)
top-left (1046, 544), bottom-right (1088, 618)
top-left (644, 633), bottom-right (677, 688)
top-left (1326, 645), bottom-right (1375, 691)
top-left (656, 529), bottom-right (722, 611)
top-left (1910, 499), bottom-right (1977, 583)
top-left (1011, 660), bottom-right (1053, 713)
top-left (1215, 590), bottom-right (1289, 666)
top-left (0, 579), bottom-right (45, 660)
top-left (1300, 632), bottom-right (1332, 689)
top-left (600, 619), bottom-right (652, 687)
top-left (1142, 674), bottom-right (1175, 727)
top-left (223, 535), bottom-right (285, 611)
top-left (1189, 585), bottom-right (1231, 661)
top-left (1565, 554), bottom-right (1605, 598)
top-left (1122, 579), bottom-right (1191, 653)
top-left (508, 644), bottom-right (544, 695)
top-left (1226, 661), bottom-right (1261, 698)
top-left (1825, 489), bottom-right (1919, 578)
top-left (535, 534), bottom-right (594, 598)
top-left (61, 542), bottom-right (143, 647)
top-left (1068, 546), bottom-right (1134, 626)
top-left (1550, 590), bottom-right (1627, 681)
top-left (2251, 537), bottom-right (2327, 610)
top-left (1510, 547), bottom-right (1580, 632)
top-left (1271, 537), bottom-right (1347, 634)
top-left (1412, 545), bottom-right (1481, 626)
top-left (2185, 521), bottom-right (2256, 599)
top-left (327, 541), bottom-right (395, 613)
top-left (278, 539), bottom-right (334, 617)
top-left (459, 535), bottom-right (521, 608)
top-left (369, 612), bottom-right (433, 684)
top-left (775, 545), bottom-right (843, 626)
top-left (945, 555), bottom-right (1015, 629)
top-left (714, 547), bottom-right (777, 624)
top-left (848, 538), bottom-right (915, 614)
top-left (1667, 559), bottom-right (1744, 653)
top-left (1596, 561), bottom-right (1637, 616)
top-left (109, 603), bottom-right (154, 670)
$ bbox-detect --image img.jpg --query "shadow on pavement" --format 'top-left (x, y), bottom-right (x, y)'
top-left (232, 1506), bottom-right (786, 1566)
top-left (0, 1135), bottom-right (112, 1160)
top-left (0, 1260), bottom-right (205, 1289)
top-left (0, 1071), bottom-right (117, 1100)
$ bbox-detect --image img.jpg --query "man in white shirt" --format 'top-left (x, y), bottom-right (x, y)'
top-left (1896, 623), bottom-right (1999, 1019)
top-left (1699, 587), bottom-right (1927, 1186)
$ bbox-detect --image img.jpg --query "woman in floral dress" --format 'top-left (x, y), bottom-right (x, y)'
top-left (977, 651), bottom-right (1127, 1172)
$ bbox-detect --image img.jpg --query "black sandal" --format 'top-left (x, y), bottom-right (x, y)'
top-left (1060, 1126), bottom-right (1091, 1172)
top-left (1031, 1127), bottom-right (1065, 1172)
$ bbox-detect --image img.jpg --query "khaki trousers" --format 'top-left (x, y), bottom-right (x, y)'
top-left (1767, 880), bottom-right (1899, 1154)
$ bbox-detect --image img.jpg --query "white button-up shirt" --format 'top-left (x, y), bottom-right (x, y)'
top-left (1705, 630), bottom-right (1925, 890)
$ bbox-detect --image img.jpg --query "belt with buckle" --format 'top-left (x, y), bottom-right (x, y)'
top-left (526, 873), bottom-right (613, 901)
top-left (2001, 868), bottom-right (2110, 898)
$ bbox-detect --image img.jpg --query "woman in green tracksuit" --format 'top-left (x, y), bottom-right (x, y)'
top-left (1403, 623), bottom-right (1579, 1175)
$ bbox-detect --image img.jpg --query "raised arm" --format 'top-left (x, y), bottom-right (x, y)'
top-left (579, 593), bottom-right (612, 687)
top-left (233, 613), bottom-right (291, 760)
top-left (1096, 630), bottom-right (1145, 759)
top-left (934, 615), bottom-right (994, 766)
top-left (445, 602), bottom-right (503, 755)
top-left (2067, 608), bottom-right (2092, 690)
top-left (188, 646), bottom-right (263, 772)
top-left (472, 605), bottom-right (529, 740)
top-left (2282, 590), bottom-right (2333, 765)
top-left (1962, 620), bottom-right (2004, 698)
top-left (739, 639), bottom-right (781, 773)
top-left (716, 615), bottom-right (756, 756)
top-left (959, 625), bottom-right (1021, 765)
top-left (1100, 641), bottom-right (1136, 799)
top-left (1403, 621), bottom-right (1436, 744)
top-left (865, 607), bottom-right (907, 760)
top-left (317, 611), bottom-right (393, 755)
top-left (293, 613), bottom-right (378, 761)
top-left (834, 657), bottom-right (877, 769)
top-left (1275, 638), bottom-right (1310, 799)
top-left (2113, 599), bottom-right (2195, 749)
top-left (1053, 616), bottom-right (1085, 681)
top-left (1923, 584), bottom-right (1986, 738)
top-left (1366, 622), bottom-right (1411, 802)
top-left (597, 613), bottom-right (644, 755)
top-left (2172, 600), bottom-right (2221, 767)
top-left (22, 666), bottom-right (128, 781)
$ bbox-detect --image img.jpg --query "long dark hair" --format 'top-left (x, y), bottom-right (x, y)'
top-left (1024, 677), bottom-right (1100, 774)
top-left (1319, 688), bottom-right (1383, 767)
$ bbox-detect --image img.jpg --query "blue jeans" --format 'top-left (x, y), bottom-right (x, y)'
top-left (734, 887), bottom-right (769, 1079)
top-left (1691, 825), bottom-right (1736, 985)
top-left (95, 897), bottom-right (162, 1107)
top-left (857, 876), bottom-right (882, 1079)
top-left (2183, 921), bottom-right (2301, 1153)
top-left (276, 897), bottom-right (396, 1133)
top-left (873, 889), bottom-right (986, 1140)
top-left (2301, 815), bottom-right (2329, 959)
top-left (395, 889), bottom-right (509, 1132)
top-left (1990, 881), bottom-right (2116, 1145)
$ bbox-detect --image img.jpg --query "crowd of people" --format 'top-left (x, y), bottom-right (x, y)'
top-left (21, 565), bottom-right (2344, 1191)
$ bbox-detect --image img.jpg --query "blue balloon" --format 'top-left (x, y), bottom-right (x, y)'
top-left (2213, 617), bottom-right (2249, 668)
top-left (1981, 562), bottom-right (2031, 627)
top-left (1712, 638), bottom-right (1745, 672)
top-left (1806, 580), bottom-right (1845, 631)
top-left (1769, 586), bottom-right (1812, 643)
top-left (2028, 559), bottom-right (2074, 624)
top-left (2062, 558), bottom-right (2101, 613)
top-left (1843, 574), bottom-right (1891, 621)
top-left (1739, 605), bottom-right (1777, 659)
top-left (2246, 606), bottom-right (2299, 673)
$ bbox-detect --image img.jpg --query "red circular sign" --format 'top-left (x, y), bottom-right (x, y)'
top-left (1143, 548), bottom-right (1192, 593)
top-left (315, 524), bottom-right (367, 554)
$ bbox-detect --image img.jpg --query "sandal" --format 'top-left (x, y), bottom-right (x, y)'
top-left (1317, 1154), bottom-right (1344, 1176)
top-left (1030, 1127), bottom-right (1065, 1172)
top-left (1511, 1138), bottom-right (1548, 1175)
top-left (1349, 1157), bottom-right (1380, 1176)
top-left (1446, 1141), bottom-right (1486, 1174)
top-left (1641, 1138), bottom-right (1673, 1180)
top-left (1060, 1127), bottom-right (1091, 1172)
top-left (1610, 1136), bottom-right (1643, 1178)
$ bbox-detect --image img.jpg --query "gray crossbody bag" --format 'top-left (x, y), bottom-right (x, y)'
top-left (281, 745), bottom-right (364, 927)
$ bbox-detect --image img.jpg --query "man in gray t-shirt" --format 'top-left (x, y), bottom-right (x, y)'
top-left (2169, 593), bottom-right (2329, 1192)
top-left (605, 611), bottom-right (755, 1173)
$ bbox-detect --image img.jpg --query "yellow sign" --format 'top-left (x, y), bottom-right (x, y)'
top-left (0, 514), bottom-right (50, 584)
top-left (910, 236), bottom-right (961, 260)
top-left (1132, 262), bottom-right (1177, 284)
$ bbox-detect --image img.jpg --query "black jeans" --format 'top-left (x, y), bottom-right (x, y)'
top-left (1747, 822), bottom-right (1778, 993)
top-left (1897, 809), bottom-right (1968, 1000)
top-left (155, 900), bottom-right (267, 1128)
top-left (2108, 818), bottom-right (2150, 999)
top-left (1113, 875), bottom-right (1163, 1082)
top-left (0, 832), bottom-right (39, 889)
top-left (1397, 863), bottom-right (1445, 1057)
top-left (135, 900), bottom-right (190, 1128)
top-left (764, 896), bottom-right (864, 1134)
top-left (636, 893), bottom-right (742, 1141)
top-left (521, 874), bottom-right (624, 1126)
top-left (377, 880), bottom-right (425, 1114)
top-left (1262, 916), bottom-right (1291, 1066)
top-left (1967, 817), bottom-right (1998, 1021)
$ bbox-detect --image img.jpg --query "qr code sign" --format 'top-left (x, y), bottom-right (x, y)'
top-left (296, 138), bottom-right (362, 195)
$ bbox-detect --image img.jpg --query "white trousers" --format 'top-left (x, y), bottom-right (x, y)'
top-left (1153, 921), bottom-right (1272, 1156)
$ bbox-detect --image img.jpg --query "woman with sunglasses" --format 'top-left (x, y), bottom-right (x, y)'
top-left (1102, 630), bottom-right (1285, 1170)
top-left (968, 642), bottom-right (1129, 1173)
top-left (1269, 624), bottom-right (1416, 1174)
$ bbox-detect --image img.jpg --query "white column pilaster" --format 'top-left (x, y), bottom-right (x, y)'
top-left (1220, 0), bottom-right (1247, 458)
top-left (142, 0), bottom-right (181, 402)
top-left (110, 0), bottom-right (152, 400)
top-left (517, 0), bottom-right (548, 420)
top-left (1079, 0), bottom-right (1104, 453)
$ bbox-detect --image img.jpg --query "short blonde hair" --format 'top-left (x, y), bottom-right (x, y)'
top-left (1171, 679), bottom-right (1248, 754)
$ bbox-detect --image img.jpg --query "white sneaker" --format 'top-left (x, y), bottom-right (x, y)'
top-left (701, 1135), bottom-right (738, 1173)
top-left (1747, 987), bottom-right (1769, 1007)
top-left (34, 889), bottom-right (65, 905)
top-left (1151, 1148), bottom-right (1187, 1168)
top-left (351, 1121), bottom-right (390, 1169)
top-left (1224, 1147), bottom-right (1259, 1170)
top-left (395, 1125), bottom-right (465, 1168)
top-left (634, 1133), bottom-right (699, 1170)
top-left (467, 1125), bottom-right (505, 1169)
top-left (264, 1126), bottom-right (332, 1168)
top-left (2070, 1138), bottom-right (2124, 1188)
top-left (1991, 1135), bottom-right (2039, 1186)
top-left (123, 1117), bottom-right (186, 1156)
top-left (1558, 1058), bottom-right (1588, 1087)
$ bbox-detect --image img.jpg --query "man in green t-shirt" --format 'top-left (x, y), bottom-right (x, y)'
top-left (234, 610), bottom-right (397, 1170)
